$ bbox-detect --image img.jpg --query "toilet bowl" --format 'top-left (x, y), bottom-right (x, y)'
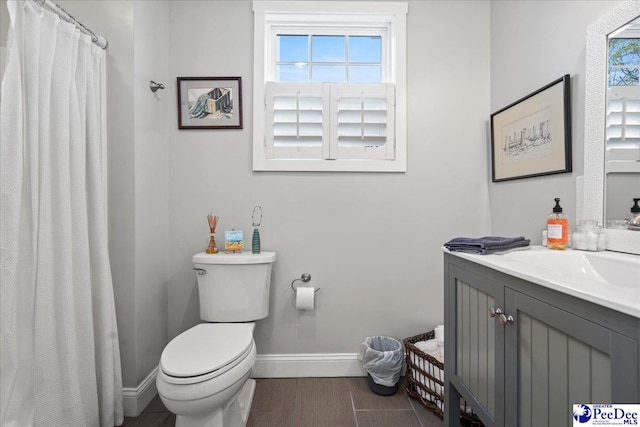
top-left (156, 251), bottom-right (276, 427)
top-left (156, 323), bottom-right (257, 427)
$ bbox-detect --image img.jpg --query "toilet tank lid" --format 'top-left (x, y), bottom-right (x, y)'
top-left (193, 251), bottom-right (276, 265)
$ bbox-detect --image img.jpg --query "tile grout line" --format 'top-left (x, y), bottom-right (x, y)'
top-left (407, 391), bottom-right (425, 427)
top-left (348, 378), bottom-right (360, 427)
top-left (348, 377), bottom-right (427, 427)
top-left (292, 377), bottom-right (298, 426)
top-left (408, 394), bottom-right (427, 427)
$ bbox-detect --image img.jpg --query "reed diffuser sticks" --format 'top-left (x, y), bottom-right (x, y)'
top-left (207, 213), bottom-right (219, 233)
top-left (206, 213), bottom-right (219, 254)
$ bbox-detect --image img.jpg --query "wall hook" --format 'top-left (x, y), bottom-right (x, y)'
top-left (150, 80), bottom-right (165, 93)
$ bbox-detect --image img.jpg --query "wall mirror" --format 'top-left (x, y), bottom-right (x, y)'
top-left (584, 0), bottom-right (640, 254)
top-left (605, 16), bottom-right (640, 225)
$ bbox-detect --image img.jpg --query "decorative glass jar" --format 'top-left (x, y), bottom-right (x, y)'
top-left (572, 220), bottom-right (606, 251)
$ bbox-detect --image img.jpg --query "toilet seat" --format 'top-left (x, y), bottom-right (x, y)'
top-left (160, 323), bottom-right (254, 385)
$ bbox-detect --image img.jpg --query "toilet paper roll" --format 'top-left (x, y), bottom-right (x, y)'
top-left (296, 287), bottom-right (315, 310)
top-left (434, 324), bottom-right (444, 341)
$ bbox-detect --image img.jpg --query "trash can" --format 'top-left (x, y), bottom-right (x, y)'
top-left (360, 336), bottom-right (404, 396)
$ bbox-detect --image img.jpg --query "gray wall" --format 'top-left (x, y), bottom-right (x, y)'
top-left (0, 1), bottom-right (7, 47)
top-left (166, 0), bottom-right (492, 353)
top-left (133, 0), bottom-right (170, 385)
top-left (0, 1), bottom-right (7, 81)
top-left (489, 1), bottom-right (622, 243)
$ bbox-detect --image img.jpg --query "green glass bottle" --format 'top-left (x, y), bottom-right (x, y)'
top-left (252, 228), bottom-right (261, 254)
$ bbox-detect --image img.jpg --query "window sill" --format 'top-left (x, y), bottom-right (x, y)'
top-left (252, 157), bottom-right (407, 173)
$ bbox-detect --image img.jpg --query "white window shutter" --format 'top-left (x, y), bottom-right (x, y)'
top-left (266, 82), bottom-right (396, 162)
top-left (265, 82), bottom-right (329, 159)
top-left (605, 88), bottom-right (640, 172)
top-left (332, 83), bottom-right (395, 160)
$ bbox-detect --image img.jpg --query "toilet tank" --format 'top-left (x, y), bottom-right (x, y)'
top-left (192, 251), bottom-right (276, 322)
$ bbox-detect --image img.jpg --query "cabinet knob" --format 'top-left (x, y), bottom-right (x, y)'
top-left (498, 313), bottom-right (514, 325)
top-left (489, 307), bottom-right (502, 317)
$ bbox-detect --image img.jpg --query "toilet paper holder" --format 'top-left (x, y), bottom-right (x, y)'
top-left (291, 273), bottom-right (320, 293)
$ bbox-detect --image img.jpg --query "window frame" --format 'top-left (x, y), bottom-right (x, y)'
top-left (253, 1), bottom-right (408, 172)
top-left (272, 28), bottom-right (388, 84)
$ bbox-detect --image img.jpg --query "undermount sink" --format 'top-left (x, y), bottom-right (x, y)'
top-left (501, 248), bottom-right (640, 289)
top-left (584, 252), bottom-right (640, 289)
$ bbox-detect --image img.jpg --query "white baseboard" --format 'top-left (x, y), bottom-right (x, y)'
top-left (122, 366), bottom-right (158, 417)
top-left (252, 353), bottom-right (366, 378)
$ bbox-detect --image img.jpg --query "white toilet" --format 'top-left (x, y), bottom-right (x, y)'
top-left (156, 251), bottom-right (276, 427)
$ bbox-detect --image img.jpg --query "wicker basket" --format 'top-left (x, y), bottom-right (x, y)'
top-left (404, 331), bottom-right (483, 426)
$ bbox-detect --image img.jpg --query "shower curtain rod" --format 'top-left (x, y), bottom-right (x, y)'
top-left (32, 0), bottom-right (108, 49)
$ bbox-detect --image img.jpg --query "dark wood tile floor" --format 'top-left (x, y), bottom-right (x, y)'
top-left (120, 377), bottom-right (444, 427)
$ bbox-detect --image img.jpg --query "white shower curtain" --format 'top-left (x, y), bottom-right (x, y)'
top-left (0, 1), bottom-right (124, 426)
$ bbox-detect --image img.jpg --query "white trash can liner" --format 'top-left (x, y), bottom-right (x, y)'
top-left (360, 336), bottom-right (403, 387)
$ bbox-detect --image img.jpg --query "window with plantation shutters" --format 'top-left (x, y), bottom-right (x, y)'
top-left (253, 1), bottom-right (407, 172)
top-left (606, 36), bottom-right (640, 173)
top-left (606, 86), bottom-right (640, 172)
top-left (265, 82), bottom-right (395, 161)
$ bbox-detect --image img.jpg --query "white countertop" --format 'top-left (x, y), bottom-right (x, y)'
top-left (443, 246), bottom-right (640, 319)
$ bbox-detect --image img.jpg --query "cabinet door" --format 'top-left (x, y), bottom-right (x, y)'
top-left (446, 263), bottom-right (504, 427)
top-left (504, 288), bottom-right (639, 427)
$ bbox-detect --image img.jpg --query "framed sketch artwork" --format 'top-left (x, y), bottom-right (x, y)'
top-left (490, 75), bottom-right (571, 182)
top-left (177, 77), bottom-right (243, 129)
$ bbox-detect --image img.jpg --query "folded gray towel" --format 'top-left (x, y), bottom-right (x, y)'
top-left (444, 236), bottom-right (530, 255)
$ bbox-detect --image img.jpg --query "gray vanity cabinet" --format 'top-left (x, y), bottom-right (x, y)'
top-left (444, 253), bottom-right (640, 427)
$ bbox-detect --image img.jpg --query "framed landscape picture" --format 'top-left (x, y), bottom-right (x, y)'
top-left (177, 77), bottom-right (243, 129)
